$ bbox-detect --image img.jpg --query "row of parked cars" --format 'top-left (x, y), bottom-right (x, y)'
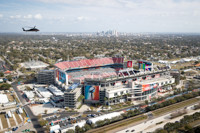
top-left (87, 114), bottom-right (100, 118)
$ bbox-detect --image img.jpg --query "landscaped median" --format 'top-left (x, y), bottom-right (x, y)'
top-left (87, 115), bottom-right (147, 133)
top-left (152, 97), bottom-right (199, 116)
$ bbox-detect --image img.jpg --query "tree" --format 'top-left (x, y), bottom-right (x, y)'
top-left (45, 125), bottom-right (50, 132)
top-left (90, 106), bottom-right (94, 111)
top-left (0, 83), bottom-right (11, 90)
top-left (25, 86), bottom-right (32, 90)
top-left (6, 75), bottom-right (12, 81)
top-left (0, 72), bottom-right (4, 77)
top-left (77, 95), bottom-right (85, 102)
top-left (20, 67), bottom-right (26, 73)
top-left (44, 109), bottom-right (48, 114)
top-left (75, 125), bottom-right (82, 133)
top-left (39, 119), bottom-right (48, 127)
top-left (66, 129), bottom-right (75, 133)
top-left (83, 124), bottom-right (91, 132)
top-left (145, 100), bottom-right (149, 105)
top-left (154, 129), bottom-right (168, 133)
top-left (37, 114), bottom-right (42, 120)
top-left (184, 124), bottom-right (193, 132)
top-left (164, 122), bottom-right (175, 132)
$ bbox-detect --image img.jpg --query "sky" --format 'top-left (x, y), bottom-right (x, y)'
top-left (0, 0), bottom-right (200, 33)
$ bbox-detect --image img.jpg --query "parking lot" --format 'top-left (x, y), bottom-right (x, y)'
top-left (0, 108), bottom-right (27, 132)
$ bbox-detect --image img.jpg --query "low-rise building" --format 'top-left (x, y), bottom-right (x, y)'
top-left (0, 94), bottom-right (9, 104)
top-left (21, 60), bottom-right (49, 71)
top-left (23, 91), bottom-right (35, 101)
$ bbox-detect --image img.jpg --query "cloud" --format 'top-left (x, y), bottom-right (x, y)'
top-left (24, 14), bottom-right (32, 19)
top-left (10, 15), bottom-right (21, 19)
top-left (34, 14), bottom-right (42, 19)
top-left (0, 14), bottom-right (3, 18)
top-left (36, 0), bottom-right (121, 7)
top-left (76, 16), bottom-right (88, 21)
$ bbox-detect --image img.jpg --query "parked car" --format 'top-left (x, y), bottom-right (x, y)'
top-left (12, 127), bottom-right (18, 131)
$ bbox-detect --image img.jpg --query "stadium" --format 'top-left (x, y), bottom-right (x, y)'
top-left (52, 56), bottom-right (175, 107)
top-left (54, 57), bottom-right (124, 85)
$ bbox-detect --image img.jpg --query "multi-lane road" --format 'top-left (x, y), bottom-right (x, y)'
top-left (117, 102), bottom-right (200, 133)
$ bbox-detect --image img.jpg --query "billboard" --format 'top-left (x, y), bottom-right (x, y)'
top-left (138, 60), bottom-right (152, 71)
top-left (85, 85), bottom-right (99, 101)
top-left (142, 83), bottom-right (158, 92)
top-left (56, 70), bottom-right (68, 85)
top-left (127, 61), bottom-right (133, 68)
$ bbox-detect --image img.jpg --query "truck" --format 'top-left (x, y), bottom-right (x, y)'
top-left (18, 108), bottom-right (23, 114)
top-left (7, 111), bottom-right (12, 118)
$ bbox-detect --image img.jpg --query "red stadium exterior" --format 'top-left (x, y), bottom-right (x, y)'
top-left (54, 57), bottom-right (124, 71)
top-left (54, 57), bottom-right (124, 84)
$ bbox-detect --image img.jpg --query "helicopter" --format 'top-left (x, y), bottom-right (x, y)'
top-left (22, 26), bottom-right (39, 32)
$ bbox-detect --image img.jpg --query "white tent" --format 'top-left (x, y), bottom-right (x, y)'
top-left (0, 94), bottom-right (9, 104)
top-left (86, 112), bottom-right (122, 124)
top-left (50, 125), bottom-right (60, 133)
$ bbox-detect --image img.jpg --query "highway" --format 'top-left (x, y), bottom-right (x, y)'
top-left (117, 102), bottom-right (200, 133)
top-left (12, 82), bottom-right (45, 133)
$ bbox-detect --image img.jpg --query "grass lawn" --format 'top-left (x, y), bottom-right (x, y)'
top-left (0, 114), bottom-right (8, 129)
top-left (109, 104), bottom-right (134, 112)
top-left (190, 119), bottom-right (200, 127)
top-left (87, 115), bottom-right (147, 133)
top-left (153, 98), bottom-right (199, 116)
top-left (14, 112), bottom-right (22, 124)
top-left (9, 117), bottom-right (16, 127)
top-left (6, 94), bottom-right (14, 102)
top-left (171, 61), bottom-right (195, 70)
top-left (12, 93), bottom-right (20, 103)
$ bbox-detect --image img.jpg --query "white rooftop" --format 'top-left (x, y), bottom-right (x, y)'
top-left (35, 87), bottom-right (53, 98)
top-left (21, 60), bottom-right (49, 69)
top-left (106, 86), bottom-right (131, 93)
top-left (48, 85), bottom-right (64, 96)
top-left (136, 76), bottom-right (173, 85)
top-left (0, 94), bottom-right (9, 104)
top-left (24, 91), bottom-right (35, 98)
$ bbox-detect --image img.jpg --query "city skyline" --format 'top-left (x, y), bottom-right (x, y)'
top-left (0, 0), bottom-right (200, 33)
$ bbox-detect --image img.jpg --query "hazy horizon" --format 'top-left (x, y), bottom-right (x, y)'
top-left (0, 0), bottom-right (200, 33)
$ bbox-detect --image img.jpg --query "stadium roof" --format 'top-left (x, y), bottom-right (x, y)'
top-left (54, 57), bottom-right (124, 70)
